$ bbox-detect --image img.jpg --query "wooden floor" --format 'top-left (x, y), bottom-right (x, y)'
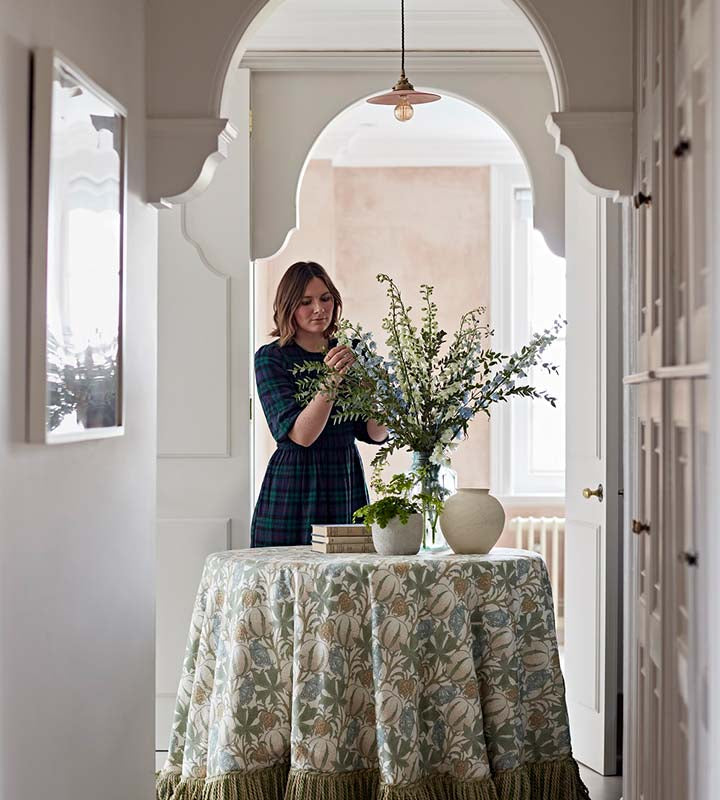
top-left (578, 764), bottom-right (623, 800)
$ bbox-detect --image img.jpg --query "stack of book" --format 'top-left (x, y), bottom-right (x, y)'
top-left (311, 524), bottom-right (376, 554)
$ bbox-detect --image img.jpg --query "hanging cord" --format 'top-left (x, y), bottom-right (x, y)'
top-left (401, 0), bottom-right (405, 76)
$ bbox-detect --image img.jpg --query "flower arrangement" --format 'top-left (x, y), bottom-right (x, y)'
top-left (293, 273), bottom-right (564, 545)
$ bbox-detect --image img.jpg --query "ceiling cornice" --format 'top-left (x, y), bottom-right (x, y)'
top-left (240, 50), bottom-right (544, 73)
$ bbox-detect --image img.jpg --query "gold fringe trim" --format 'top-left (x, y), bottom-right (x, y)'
top-left (157, 763), bottom-right (289, 800)
top-left (286, 766), bottom-right (497, 799)
top-left (156, 755), bottom-right (590, 800)
top-left (204, 762), bottom-right (289, 800)
top-left (494, 756), bottom-right (591, 800)
top-left (167, 777), bottom-right (206, 800)
top-left (156, 772), bottom-right (181, 800)
top-left (285, 766), bottom-right (380, 800)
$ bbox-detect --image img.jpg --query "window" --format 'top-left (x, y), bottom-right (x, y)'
top-left (490, 167), bottom-right (566, 499)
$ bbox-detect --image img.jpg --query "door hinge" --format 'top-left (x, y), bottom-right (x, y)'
top-left (249, 396), bottom-right (253, 420)
top-left (249, 109), bottom-right (253, 136)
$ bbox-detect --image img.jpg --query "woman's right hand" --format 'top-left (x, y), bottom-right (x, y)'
top-left (324, 345), bottom-right (355, 386)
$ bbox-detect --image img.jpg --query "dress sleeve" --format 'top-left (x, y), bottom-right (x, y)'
top-left (354, 420), bottom-right (389, 446)
top-left (255, 345), bottom-right (303, 443)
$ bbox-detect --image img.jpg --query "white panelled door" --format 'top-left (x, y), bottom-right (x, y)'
top-left (563, 159), bottom-right (622, 775)
top-left (155, 68), bottom-right (252, 764)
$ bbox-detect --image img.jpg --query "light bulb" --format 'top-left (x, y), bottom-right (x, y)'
top-left (394, 99), bottom-right (414, 122)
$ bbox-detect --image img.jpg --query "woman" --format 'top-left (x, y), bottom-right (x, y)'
top-left (251, 261), bottom-right (388, 547)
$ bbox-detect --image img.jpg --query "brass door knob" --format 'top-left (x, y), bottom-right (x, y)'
top-left (582, 484), bottom-right (604, 502)
top-left (632, 519), bottom-right (650, 534)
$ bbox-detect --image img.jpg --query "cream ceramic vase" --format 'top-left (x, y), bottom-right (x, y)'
top-left (372, 513), bottom-right (423, 556)
top-left (439, 488), bottom-right (505, 554)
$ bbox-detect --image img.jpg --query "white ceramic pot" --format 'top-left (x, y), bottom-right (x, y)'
top-left (439, 488), bottom-right (505, 554)
top-left (372, 513), bottom-right (423, 556)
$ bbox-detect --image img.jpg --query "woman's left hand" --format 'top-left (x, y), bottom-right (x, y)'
top-left (325, 345), bottom-right (355, 385)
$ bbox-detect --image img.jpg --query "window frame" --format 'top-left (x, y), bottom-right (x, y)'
top-left (489, 164), bottom-right (565, 502)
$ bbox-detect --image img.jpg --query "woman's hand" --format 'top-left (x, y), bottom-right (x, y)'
top-left (324, 344), bottom-right (355, 386)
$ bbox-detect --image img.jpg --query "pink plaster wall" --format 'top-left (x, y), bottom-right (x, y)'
top-left (254, 159), bottom-right (492, 497)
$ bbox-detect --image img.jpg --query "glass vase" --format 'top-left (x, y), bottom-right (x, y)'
top-left (409, 451), bottom-right (457, 552)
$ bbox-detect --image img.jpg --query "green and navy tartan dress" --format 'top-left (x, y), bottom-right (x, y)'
top-left (251, 339), bottom-right (387, 547)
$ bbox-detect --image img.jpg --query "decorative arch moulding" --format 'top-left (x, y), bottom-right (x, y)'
top-left (144, 0), bottom-right (632, 207)
top-left (146, 117), bottom-right (238, 207)
top-left (546, 111), bottom-right (634, 199)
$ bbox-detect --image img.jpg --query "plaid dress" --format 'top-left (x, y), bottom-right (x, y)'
top-left (251, 339), bottom-right (387, 547)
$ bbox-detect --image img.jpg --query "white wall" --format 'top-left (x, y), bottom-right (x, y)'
top-left (0, 3), bottom-right (157, 800)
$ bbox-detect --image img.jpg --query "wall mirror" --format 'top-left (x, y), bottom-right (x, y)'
top-left (29, 49), bottom-right (126, 443)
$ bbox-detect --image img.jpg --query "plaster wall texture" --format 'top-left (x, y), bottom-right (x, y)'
top-left (255, 159), bottom-right (491, 498)
top-left (0, 4), bottom-right (157, 799)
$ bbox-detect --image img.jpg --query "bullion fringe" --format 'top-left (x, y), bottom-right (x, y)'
top-left (156, 772), bottom-right (181, 800)
top-left (285, 766), bottom-right (380, 800)
top-left (494, 756), bottom-right (591, 800)
top-left (156, 764), bottom-right (289, 800)
top-left (156, 755), bottom-right (591, 800)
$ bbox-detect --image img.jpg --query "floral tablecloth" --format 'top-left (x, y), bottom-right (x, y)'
top-left (156, 547), bottom-right (590, 800)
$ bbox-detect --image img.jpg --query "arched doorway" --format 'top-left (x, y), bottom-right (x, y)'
top-left (155, 1), bottom-right (624, 785)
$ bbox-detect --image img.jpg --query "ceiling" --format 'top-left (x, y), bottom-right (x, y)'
top-left (245, 0), bottom-right (539, 52)
top-left (245, 0), bottom-right (536, 167)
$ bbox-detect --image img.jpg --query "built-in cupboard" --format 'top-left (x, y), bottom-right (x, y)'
top-left (625, 1), bottom-right (711, 797)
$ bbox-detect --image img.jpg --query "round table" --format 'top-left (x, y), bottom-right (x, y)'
top-left (156, 547), bottom-right (589, 800)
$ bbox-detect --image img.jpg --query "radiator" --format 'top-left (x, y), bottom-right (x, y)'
top-left (510, 516), bottom-right (566, 636)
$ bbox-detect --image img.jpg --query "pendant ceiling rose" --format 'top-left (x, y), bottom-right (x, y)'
top-left (366, 0), bottom-right (441, 121)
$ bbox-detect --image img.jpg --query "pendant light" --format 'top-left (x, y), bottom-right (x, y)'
top-left (366, 0), bottom-right (440, 121)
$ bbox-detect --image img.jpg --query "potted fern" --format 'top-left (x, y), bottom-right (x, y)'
top-left (353, 473), bottom-right (443, 555)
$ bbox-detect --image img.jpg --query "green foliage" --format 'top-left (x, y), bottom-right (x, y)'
top-left (293, 274), bottom-right (564, 474)
top-left (353, 471), bottom-right (443, 530)
top-left (352, 495), bottom-right (420, 530)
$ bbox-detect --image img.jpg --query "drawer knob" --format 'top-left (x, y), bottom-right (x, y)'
top-left (673, 139), bottom-right (691, 158)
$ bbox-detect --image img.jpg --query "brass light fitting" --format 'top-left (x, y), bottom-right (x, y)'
top-left (366, 0), bottom-right (440, 121)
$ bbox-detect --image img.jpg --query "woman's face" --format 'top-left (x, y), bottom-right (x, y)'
top-left (293, 276), bottom-right (335, 336)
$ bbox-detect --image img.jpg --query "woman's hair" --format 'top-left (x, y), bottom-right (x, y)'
top-left (270, 261), bottom-right (342, 346)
